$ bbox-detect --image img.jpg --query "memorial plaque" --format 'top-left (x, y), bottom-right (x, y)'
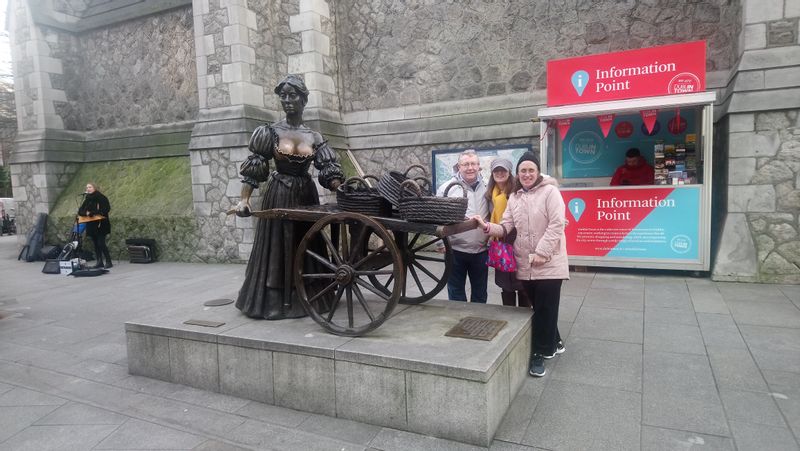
top-left (445, 316), bottom-right (507, 341)
top-left (184, 319), bottom-right (225, 327)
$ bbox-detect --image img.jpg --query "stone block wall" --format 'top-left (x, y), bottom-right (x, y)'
top-left (334, 0), bottom-right (741, 111)
top-left (718, 110), bottom-right (800, 283)
top-left (190, 145), bottom-right (252, 262)
top-left (10, 161), bottom-right (79, 235)
top-left (60, 7), bottom-right (198, 130)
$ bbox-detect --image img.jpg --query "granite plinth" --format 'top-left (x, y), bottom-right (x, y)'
top-left (125, 299), bottom-right (532, 446)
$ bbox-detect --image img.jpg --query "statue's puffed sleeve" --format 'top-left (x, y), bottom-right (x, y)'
top-left (313, 140), bottom-right (344, 190)
top-left (239, 124), bottom-right (276, 188)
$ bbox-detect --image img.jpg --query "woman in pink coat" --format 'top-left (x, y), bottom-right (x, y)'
top-left (474, 153), bottom-right (568, 377)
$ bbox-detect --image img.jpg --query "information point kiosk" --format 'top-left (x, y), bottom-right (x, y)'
top-left (538, 41), bottom-right (715, 271)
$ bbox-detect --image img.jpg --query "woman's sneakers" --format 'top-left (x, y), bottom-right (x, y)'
top-left (543, 341), bottom-right (566, 360)
top-left (529, 355), bottom-right (546, 377)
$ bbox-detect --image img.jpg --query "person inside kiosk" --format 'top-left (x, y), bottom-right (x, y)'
top-left (610, 147), bottom-right (654, 186)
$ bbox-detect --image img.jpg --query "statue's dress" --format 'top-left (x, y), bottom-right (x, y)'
top-left (236, 124), bottom-right (344, 319)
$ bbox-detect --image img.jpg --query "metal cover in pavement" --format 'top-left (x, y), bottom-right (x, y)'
top-left (445, 316), bottom-right (507, 341)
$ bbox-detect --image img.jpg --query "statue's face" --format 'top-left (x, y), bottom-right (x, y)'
top-left (278, 84), bottom-right (305, 115)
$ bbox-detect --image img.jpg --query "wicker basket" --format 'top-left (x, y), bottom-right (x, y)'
top-left (377, 164), bottom-right (430, 208)
top-left (336, 176), bottom-right (391, 217)
top-left (398, 179), bottom-right (468, 225)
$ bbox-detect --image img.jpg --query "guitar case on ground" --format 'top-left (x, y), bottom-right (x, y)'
top-left (17, 213), bottom-right (47, 262)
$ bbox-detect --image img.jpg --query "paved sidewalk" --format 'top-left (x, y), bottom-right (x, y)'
top-left (0, 234), bottom-right (798, 450)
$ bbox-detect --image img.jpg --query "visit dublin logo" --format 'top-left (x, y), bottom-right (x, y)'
top-left (571, 70), bottom-right (589, 96)
top-left (670, 235), bottom-right (692, 254)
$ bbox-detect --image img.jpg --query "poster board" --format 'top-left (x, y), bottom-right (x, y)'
top-left (561, 186), bottom-right (700, 261)
top-left (431, 145), bottom-right (532, 192)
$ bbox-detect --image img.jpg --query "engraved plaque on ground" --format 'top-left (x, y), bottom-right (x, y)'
top-left (445, 316), bottom-right (507, 341)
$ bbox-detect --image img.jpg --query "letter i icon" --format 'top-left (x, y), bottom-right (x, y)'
top-left (571, 70), bottom-right (589, 96)
top-left (569, 198), bottom-right (585, 222)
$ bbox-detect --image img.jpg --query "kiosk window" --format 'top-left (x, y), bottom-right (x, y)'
top-left (556, 107), bottom-right (703, 187)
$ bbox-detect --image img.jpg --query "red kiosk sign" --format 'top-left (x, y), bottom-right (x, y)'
top-left (546, 41), bottom-right (706, 107)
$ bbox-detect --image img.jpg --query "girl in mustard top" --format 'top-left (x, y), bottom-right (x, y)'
top-left (484, 158), bottom-right (530, 307)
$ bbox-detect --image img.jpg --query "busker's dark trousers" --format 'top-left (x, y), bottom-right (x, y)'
top-left (447, 249), bottom-right (488, 303)
top-left (521, 279), bottom-right (563, 356)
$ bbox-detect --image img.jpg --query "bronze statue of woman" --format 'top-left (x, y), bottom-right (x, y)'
top-left (235, 75), bottom-right (344, 319)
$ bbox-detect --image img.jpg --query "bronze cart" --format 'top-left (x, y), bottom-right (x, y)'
top-left (248, 205), bottom-right (477, 337)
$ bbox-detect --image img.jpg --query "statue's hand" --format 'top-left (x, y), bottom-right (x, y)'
top-left (235, 200), bottom-right (252, 217)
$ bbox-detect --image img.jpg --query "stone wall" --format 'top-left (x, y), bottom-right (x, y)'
top-left (10, 0), bottom-right (42, 131)
top-left (58, 7), bottom-right (197, 130)
top-left (10, 161), bottom-right (79, 235)
top-left (727, 110), bottom-right (799, 283)
top-left (334, 0), bottom-right (741, 111)
top-left (354, 137), bottom-right (540, 181)
top-left (190, 145), bottom-right (251, 262)
top-left (248, 0), bottom-right (300, 111)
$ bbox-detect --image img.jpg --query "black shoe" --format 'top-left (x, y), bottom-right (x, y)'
top-left (104, 262), bottom-right (113, 269)
top-left (543, 341), bottom-right (566, 359)
top-left (529, 355), bottom-right (546, 377)
top-left (91, 263), bottom-right (104, 269)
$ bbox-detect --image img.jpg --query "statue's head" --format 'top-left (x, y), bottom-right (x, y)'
top-left (274, 74), bottom-right (309, 105)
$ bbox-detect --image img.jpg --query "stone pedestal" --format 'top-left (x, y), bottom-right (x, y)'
top-left (125, 299), bottom-right (531, 446)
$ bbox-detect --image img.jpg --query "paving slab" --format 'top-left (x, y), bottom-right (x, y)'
top-left (706, 346), bottom-right (769, 392)
top-left (34, 402), bottom-right (129, 426)
top-left (227, 418), bottom-right (365, 451)
top-left (369, 427), bottom-right (486, 451)
top-left (297, 413), bottom-right (383, 446)
top-left (94, 418), bottom-right (207, 450)
top-left (640, 425), bottom-right (735, 451)
top-left (0, 387), bottom-right (67, 407)
top-left (590, 273), bottom-right (644, 291)
top-left (644, 322), bottom-right (706, 355)
top-left (644, 306), bottom-right (698, 326)
top-left (582, 287), bottom-right (644, 311)
top-left (522, 379), bottom-right (641, 451)
top-left (0, 405), bottom-right (61, 442)
top-left (549, 336), bottom-right (642, 392)
top-left (492, 378), bottom-right (546, 444)
top-left (570, 306), bottom-right (643, 344)
top-left (234, 401), bottom-right (311, 428)
top-left (1, 236), bottom-right (799, 450)
top-left (719, 389), bottom-right (787, 426)
top-left (739, 325), bottom-right (800, 373)
top-left (645, 277), bottom-right (694, 310)
top-left (0, 424), bottom-right (120, 451)
top-left (728, 420), bottom-right (799, 451)
top-left (726, 299), bottom-right (800, 328)
top-left (687, 279), bottom-right (730, 314)
top-left (716, 282), bottom-right (792, 303)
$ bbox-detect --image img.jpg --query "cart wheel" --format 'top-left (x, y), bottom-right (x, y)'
top-left (365, 232), bottom-right (452, 305)
top-left (295, 212), bottom-right (405, 336)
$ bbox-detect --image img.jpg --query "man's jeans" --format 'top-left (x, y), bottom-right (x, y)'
top-left (447, 249), bottom-right (489, 303)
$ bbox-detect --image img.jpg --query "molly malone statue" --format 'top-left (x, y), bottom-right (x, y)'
top-left (235, 74), bottom-right (344, 319)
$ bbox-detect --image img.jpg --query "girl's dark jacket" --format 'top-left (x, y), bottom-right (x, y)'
top-left (78, 191), bottom-right (111, 237)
